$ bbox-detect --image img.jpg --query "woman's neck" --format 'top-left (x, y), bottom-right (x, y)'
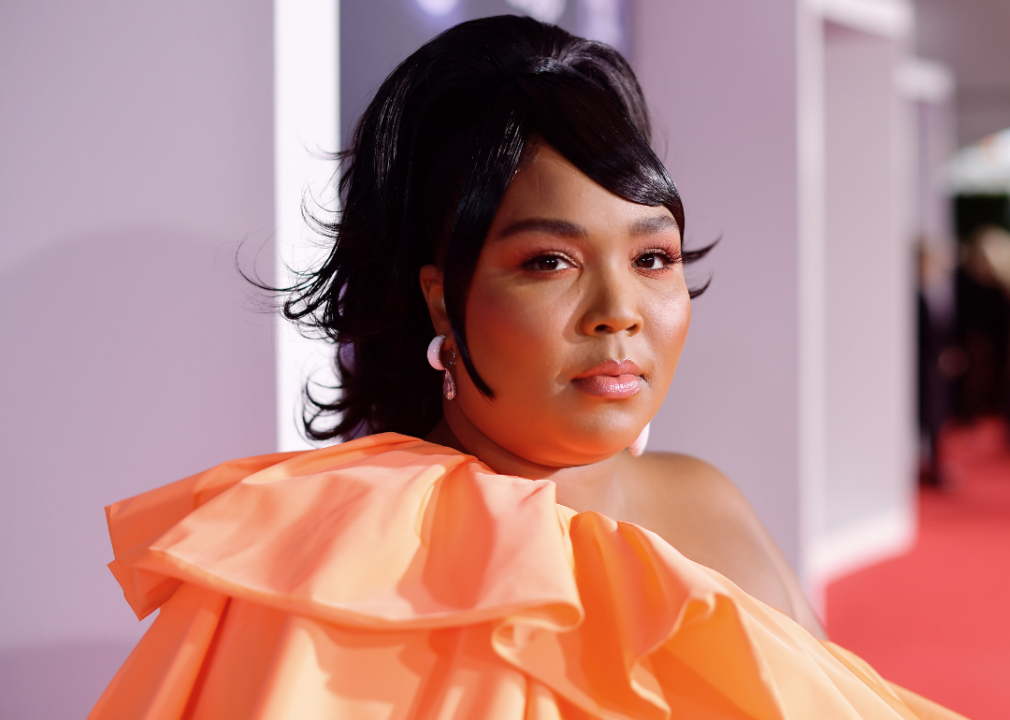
top-left (424, 412), bottom-right (629, 517)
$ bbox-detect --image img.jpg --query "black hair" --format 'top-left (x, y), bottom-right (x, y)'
top-left (281, 14), bottom-right (712, 442)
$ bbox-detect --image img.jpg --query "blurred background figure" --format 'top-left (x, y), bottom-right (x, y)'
top-left (953, 226), bottom-right (1010, 424)
top-left (946, 129), bottom-right (1010, 451)
top-left (916, 238), bottom-right (956, 485)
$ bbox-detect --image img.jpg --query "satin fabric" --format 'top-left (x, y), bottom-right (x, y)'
top-left (90, 433), bottom-right (965, 720)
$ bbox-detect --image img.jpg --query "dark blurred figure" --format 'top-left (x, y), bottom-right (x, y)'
top-left (917, 240), bottom-right (958, 486)
top-left (951, 227), bottom-right (1010, 427)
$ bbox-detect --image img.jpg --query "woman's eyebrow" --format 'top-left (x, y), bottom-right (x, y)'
top-left (496, 218), bottom-right (588, 239)
top-left (629, 215), bottom-right (678, 236)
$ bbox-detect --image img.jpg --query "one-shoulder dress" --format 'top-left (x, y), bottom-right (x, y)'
top-left (88, 433), bottom-right (966, 720)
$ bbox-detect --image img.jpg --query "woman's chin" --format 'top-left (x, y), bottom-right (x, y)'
top-left (514, 428), bottom-right (640, 467)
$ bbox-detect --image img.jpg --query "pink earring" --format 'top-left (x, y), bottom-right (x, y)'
top-left (628, 422), bottom-right (650, 457)
top-left (426, 335), bottom-right (457, 400)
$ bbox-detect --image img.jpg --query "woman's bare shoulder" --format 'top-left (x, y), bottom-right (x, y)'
top-left (625, 451), bottom-right (752, 520)
top-left (619, 451), bottom-right (826, 638)
top-left (619, 452), bottom-right (781, 583)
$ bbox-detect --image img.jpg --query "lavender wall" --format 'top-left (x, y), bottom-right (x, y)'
top-left (915, 0), bottom-right (1010, 145)
top-left (822, 23), bottom-right (916, 546)
top-left (0, 2), bottom-right (276, 718)
top-left (632, 0), bottom-right (804, 568)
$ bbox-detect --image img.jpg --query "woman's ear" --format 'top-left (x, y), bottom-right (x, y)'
top-left (419, 265), bottom-right (451, 336)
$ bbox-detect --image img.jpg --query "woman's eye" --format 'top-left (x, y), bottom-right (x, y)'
top-left (635, 253), bottom-right (669, 270)
top-left (527, 255), bottom-right (574, 272)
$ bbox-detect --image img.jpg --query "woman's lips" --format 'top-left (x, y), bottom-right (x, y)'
top-left (572, 360), bottom-right (644, 398)
top-left (572, 375), bottom-right (643, 398)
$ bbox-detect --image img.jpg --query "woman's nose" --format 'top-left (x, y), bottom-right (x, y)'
top-left (577, 269), bottom-right (644, 336)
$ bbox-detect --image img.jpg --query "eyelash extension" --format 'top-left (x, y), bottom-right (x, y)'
top-left (636, 247), bottom-right (683, 267)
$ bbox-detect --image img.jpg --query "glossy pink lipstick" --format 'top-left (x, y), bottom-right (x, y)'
top-left (572, 360), bottom-right (643, 398)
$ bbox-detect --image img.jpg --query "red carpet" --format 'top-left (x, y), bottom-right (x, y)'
top-left (827, 419), bottom-right (1010, 720)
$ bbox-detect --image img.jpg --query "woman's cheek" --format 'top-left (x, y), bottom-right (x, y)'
top-left (648, 290), bottom-right (691, 385)
top-left (466, 282), bottom-right (569, 390)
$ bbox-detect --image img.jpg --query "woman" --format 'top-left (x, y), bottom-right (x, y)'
top-left (90, 15), bottom-right (963, 719)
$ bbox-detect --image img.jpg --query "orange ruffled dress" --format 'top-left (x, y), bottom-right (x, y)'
top-left (89, 433), bottom-right (965, 720)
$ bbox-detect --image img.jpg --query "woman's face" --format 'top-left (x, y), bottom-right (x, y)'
top-left (430, 143), bottom-right (691, 467)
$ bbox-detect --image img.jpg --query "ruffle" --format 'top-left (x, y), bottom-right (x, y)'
top-left (91, 433), bottom-right (966, 720)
